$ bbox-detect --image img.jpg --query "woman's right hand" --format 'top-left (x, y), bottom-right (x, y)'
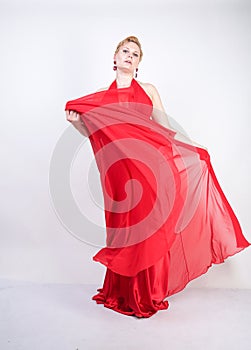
top-left (65, 110), bottom-right (89, 137)
top-left (66, 110), bottom-right (81, 123)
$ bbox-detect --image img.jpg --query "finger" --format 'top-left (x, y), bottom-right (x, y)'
top-left (66, 111), bottom-right (70, 120)
top-left (66, 110), bottom-right (75, 121)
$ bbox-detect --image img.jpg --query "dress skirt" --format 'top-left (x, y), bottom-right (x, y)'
top-left (92, 228), bottom-right (248, 318)
top-left (92, 251), bottom-right (170, 318)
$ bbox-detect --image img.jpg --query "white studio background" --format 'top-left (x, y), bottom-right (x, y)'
top-left (0, 0), bottom-right (250, 287)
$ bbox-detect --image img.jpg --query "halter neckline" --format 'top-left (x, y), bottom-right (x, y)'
top-left (107, 77), bottom-right (153, 107)
top-left (115, 78), bottom-right (134, 90)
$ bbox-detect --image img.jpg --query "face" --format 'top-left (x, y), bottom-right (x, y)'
top-left (114, 41), bottom-right (140, 73)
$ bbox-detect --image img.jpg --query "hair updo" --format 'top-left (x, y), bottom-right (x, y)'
top-left (114, 36), bottom-right (143, 62)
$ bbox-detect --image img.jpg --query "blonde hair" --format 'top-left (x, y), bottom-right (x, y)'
top-left (114, 35), bottom-right (143, 62)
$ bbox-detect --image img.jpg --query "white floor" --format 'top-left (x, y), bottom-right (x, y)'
top-left (1, 279), bottom-right (251, 350)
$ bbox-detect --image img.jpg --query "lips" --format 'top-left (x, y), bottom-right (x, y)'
top-left (124, 60), bottom-right (132, 64)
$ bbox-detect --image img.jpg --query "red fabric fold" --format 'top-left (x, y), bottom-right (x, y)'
top-left (92, 251), bottom-right (170, 318)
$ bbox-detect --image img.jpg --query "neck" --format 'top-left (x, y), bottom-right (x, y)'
top-left (115, 72), bottom-right (134, 87)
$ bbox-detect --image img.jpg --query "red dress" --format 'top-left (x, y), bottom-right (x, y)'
top-left (65, 78), bottom-right (250, 318)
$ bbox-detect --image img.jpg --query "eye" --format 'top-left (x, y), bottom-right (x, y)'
top-left (122, 49), bottom-right (139, 57)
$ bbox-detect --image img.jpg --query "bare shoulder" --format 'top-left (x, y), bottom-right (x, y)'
top-left (138, 81), bottom-right (165, 112)
top-left (137, 81), bottom-right (161, 99)
top-left (141, 82), bottom-right (159, 94)
top-left (137, 81), bottom-right (156, 101)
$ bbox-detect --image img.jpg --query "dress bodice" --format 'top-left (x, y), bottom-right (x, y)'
top-left (107, 78), bottom-right (153, 108)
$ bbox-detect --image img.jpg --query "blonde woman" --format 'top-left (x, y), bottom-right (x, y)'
top-left (65, 36), bottom-right (250, 318)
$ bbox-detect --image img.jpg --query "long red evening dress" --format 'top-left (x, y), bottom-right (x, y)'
top-left (65, 78), bottom-right (250, 318)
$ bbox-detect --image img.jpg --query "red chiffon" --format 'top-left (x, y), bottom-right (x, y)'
top-left (65, 78), bottom-right (250, 318)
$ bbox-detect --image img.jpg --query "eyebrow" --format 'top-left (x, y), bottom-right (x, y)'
top-left (124, 46), bottom-right (139, 54)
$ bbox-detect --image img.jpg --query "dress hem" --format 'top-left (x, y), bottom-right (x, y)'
top-left (92, 243), bottom-right (250, 318)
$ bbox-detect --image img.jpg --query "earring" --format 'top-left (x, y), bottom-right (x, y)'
top-left (135, 67), bottom-right (138, 78)
top-left (113, 60), bottom-right (117, 71)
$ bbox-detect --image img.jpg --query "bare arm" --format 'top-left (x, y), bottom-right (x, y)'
top-left (147, 84), bottom-right (207, 150)
top-left (66, 110), bottom-right (89, 137)
top-left (147, 83), bottom-right (176, 131)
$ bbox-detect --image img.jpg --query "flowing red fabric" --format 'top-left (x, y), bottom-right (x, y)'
top-left (65, 78), bottom-right (250, 318)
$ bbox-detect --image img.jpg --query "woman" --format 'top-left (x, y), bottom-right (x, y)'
top-left (66, 38), bottom-right (205, 149)
top-left (65, 36), bottom-right (250, 318)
